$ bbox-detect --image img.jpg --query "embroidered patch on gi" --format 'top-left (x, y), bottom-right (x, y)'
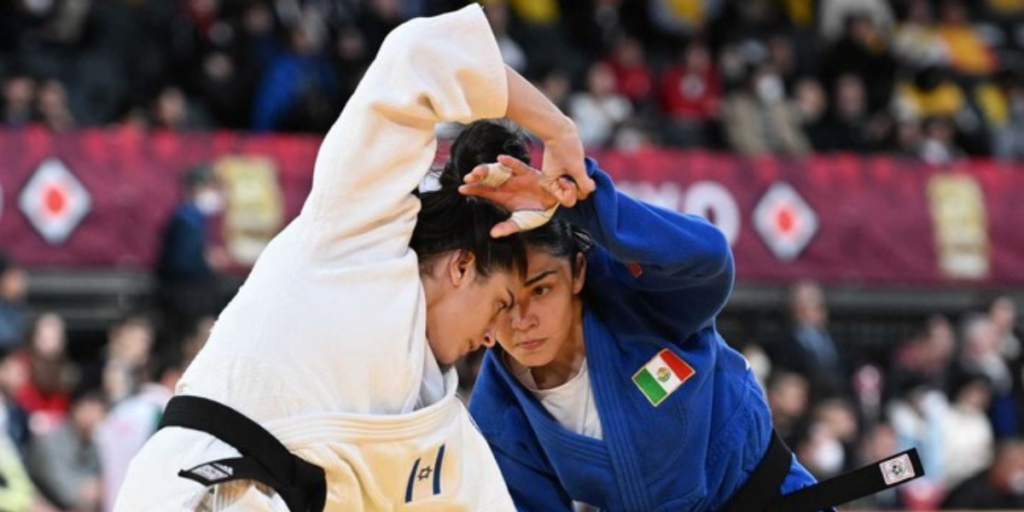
top-left (405, 444), bottom-right (447, 503)
top-left (181, 461), bottom-right (235, 484)
top-left (632, 349), bottom-right (695, 406)
top-left (627, 262), bottom-right (643, 278)
top-left (880, 453), bottom-right (915, 486)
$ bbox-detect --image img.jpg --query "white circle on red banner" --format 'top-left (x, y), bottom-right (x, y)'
top-left (683, 181), bottom-right (741, 247)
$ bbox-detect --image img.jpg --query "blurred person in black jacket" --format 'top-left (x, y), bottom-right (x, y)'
top-left (155, 166), bottom-right (227, 351)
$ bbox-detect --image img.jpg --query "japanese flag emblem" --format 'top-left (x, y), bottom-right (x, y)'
top-left (753, 182), bottom-right (818, 261)
top-left (19, 158), bottom-right (91, 245)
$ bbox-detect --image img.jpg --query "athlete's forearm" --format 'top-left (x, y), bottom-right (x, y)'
top-left (504, 66), bottom-right (576, 143)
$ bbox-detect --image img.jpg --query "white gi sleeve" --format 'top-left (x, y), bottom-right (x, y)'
top-left (179, 5), bottom-right (509, 418)
top-left (301, 4), bottom-right (508, 263)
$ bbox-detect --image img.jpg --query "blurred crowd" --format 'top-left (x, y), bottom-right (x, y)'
top-left (0, 252), bottom-right (214, 512)
top-left (744, 283), bottom-right (1024, 510)
top-left (2, 0), bottom-right (1024, 162)
top-left (3, 0), bottom-right (1024, 511)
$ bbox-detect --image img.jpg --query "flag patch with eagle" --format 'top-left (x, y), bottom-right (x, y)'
top-left (632, 349), bottom-right (695, 406)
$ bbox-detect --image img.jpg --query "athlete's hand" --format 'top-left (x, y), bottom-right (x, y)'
top-left (460, 155), bottom-right (566, 238)
top-left (540, 127), bottom-right (593, 206)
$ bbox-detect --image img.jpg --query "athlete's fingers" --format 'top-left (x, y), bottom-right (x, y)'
top-left (496, 155), bottom-right (534, 176)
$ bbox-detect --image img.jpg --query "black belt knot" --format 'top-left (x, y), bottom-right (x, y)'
top-left (158, 395), bottom-right (327, 512)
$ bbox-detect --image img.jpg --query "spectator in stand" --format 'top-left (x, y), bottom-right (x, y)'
top-left (889, 117), bottom-right (924, 157)
top-left (812, 398), bottom-right (861, 473)
top-left (895, 65), bottom-right (972, 127)
top-left (250, 25), bottom-right (340, 133)
top-left (791, 77), bottom-right (830, 150)
top-left (819, 74), bottom-right (884, 152)
top-left (25, 390), bottom-right (105, 512)
top-left (794, 418), bottom-right (848, 480)
top-left (819, 0), bottom-right (894, 43)
top-left (0, 350), bottom-right (29, 452)
top-left (941, 371), bottom-right (996, 490)
top-left (888, 378), bottom-right (948, 486)
top-left (151, 86), bottom-right (211, 131)
top-left (35, 79), bottom-right (75, 132)
top-left (484, 0), bottom-right (526, 73)
top-left (848, 422), bottom-right (907, 510)
top-left (659, 39), bottom-right (721, 148)
top-left (769, 281), bottom-right (845, 400)
top-left (13, 313), bottom-right (76, 435)
top-left (766, 370), bottom-right (811, 448)
top-left (196, 51), bottom-right (251, 130)
top-left (990, 296), bottom-right (1020, 360)
top-left (569, 61), bottom-right (633, 148)
top-left (155, 166), bottom-right (228, 351)
top-left (918, 115), bottom-right (963, 166)
top-left (958, 313), bottom-right (1020, 439)
top-left (0, 255), bottom-right (27, 353)
top-left (818, 12), bottom-right (897, 113)
top-left (980, 69), bottom-right (1024, 161)
top-left (935, 0), bottom-right (999, 77)
top-left (892, 0), bottom-right (950, 69)
top-left (0, 74), bottom-right (35, 127)
top-left (604, 37), bottom-right (653, 107)
top-left (331, 26), bottom-right (371, 111)
top-left (767, 33), bottom-right (803, 90)
top-left (96, 353), bottom-right (184, 512)
top-left (78, 316), bottom-right (155, 405)
top-left (722, 62), bottom-right (810, 156)
top-left (358, 0), bottom-right (405, 57)
top-left (888, 316), bottom-right (957, 400)
top-left (943, 439), bottom-right (1024, 509)
top-left (537, 67), bottom-right (571, 112)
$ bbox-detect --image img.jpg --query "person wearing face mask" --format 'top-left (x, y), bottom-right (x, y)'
top-left (154, 165), bottom-right (229, 352)
top-left (461, 151), bottom-right (923, 512)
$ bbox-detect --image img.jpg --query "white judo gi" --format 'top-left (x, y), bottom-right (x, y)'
top-left (113, 6), bottom-right (516, 511)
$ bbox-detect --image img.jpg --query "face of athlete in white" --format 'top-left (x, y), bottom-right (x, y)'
top-left (421, 249), bottom-right (519, 366)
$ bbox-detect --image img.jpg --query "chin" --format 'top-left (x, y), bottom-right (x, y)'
top-left (516, 351), bottom-right (552, 368)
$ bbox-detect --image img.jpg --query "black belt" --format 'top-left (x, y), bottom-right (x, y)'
top-left (158, 395), bottom-right (327, 512)
top-left (719, 430), bottom-right (924, 512)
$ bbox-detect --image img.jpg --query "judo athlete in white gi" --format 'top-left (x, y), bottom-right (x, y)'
top-left (112, 5), bottom-right (593, 512)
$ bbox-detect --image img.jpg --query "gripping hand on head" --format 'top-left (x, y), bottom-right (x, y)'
top-left (460, 155), bottom-right (573, 238)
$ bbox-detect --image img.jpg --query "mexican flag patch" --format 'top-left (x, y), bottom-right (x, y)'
top-left (632, 349), bottom-right (695, 406)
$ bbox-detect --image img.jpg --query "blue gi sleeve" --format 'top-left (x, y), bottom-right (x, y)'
top-left (558, 157), bottom-right (734, 342)
top-left (487, 442), bottom-right (574, 512)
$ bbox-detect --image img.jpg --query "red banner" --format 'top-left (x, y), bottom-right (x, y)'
top-left (0, 127), bottom-right (1022, 286)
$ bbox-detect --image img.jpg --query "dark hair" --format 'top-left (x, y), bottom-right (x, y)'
top-left (521, 219), bottom-right (593, 278)
top-left (411, 120), bottom-right (529, 278)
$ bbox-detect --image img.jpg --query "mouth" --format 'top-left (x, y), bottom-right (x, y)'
top-left (517, 338), bottom-right (546, 351)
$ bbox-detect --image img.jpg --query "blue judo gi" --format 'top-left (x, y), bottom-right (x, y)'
top-left (469, 158), bottom-right (821, 512)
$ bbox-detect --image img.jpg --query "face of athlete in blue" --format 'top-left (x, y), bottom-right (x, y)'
top-left (492, 246), bottom-right (586, 370)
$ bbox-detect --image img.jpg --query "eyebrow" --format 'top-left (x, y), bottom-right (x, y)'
top-left (525, 270), bottom-right (557, 287)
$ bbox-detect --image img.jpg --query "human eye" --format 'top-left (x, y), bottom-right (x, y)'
top-left (532, 285), bottom-right (550, 297)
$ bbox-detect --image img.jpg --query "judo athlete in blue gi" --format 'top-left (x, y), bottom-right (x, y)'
top-left (460, 138), bottom-right (923, 512)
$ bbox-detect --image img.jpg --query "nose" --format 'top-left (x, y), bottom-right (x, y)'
top-left (511, 303), bottom-right (536, 332)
